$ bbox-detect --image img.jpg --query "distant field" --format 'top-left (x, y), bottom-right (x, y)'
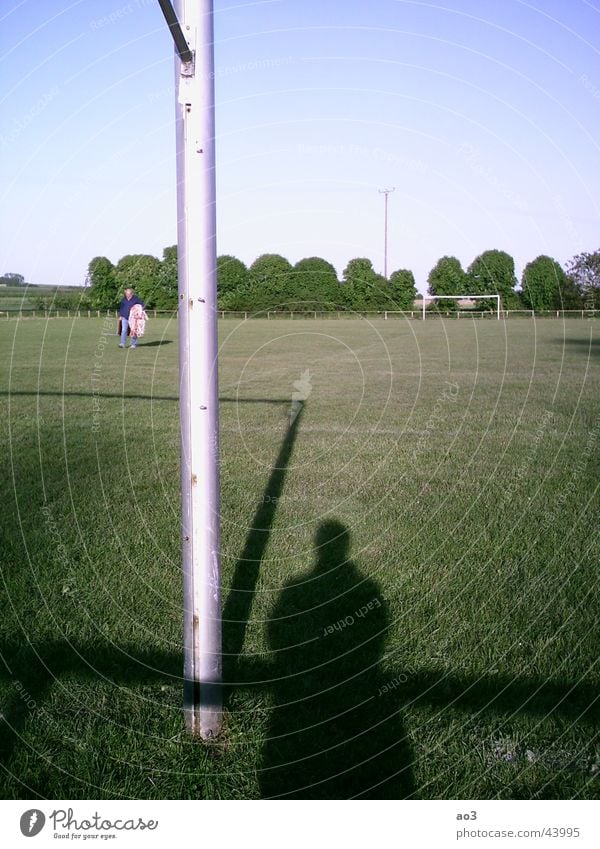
top-left (0, 316), bottom-right (598, 799)
top-left (0, 286), bottom-right (37, 310)
top-left (0, 285), bottom-right (85, 312)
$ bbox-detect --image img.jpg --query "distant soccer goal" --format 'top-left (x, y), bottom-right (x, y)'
top-left (422, 294), bottom-right (501, 320)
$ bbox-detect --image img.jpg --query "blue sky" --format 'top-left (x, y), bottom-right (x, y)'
top-left (1, 0), bottom-right (599, 292)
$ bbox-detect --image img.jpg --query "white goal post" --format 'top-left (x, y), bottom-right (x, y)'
top-left (422, 294), bottom-right (501, 320)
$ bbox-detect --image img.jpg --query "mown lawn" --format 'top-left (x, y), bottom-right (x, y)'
top-left (0, 315), bottom-right (598, 799)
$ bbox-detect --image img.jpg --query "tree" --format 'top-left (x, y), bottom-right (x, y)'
top-left (388, 268), bottom-right (417, 310)
top-left (87, 256), bottom-right (119, 308)
top-left (557, 275), bottom-right (584, 310)
top-left (342, 258), bottom-right (389, 311)
top-left (247, 254), bottom-right (293, 311)
top-left (566, 250), bottom-right (600, 309)
top-left (427, 256), bottom-right (467, 309)
top-left (154, 245), bottom-right (178, 310)
top-left (0, 272), bottom-right (26, 286)
top-left (290, 257), bottom-right (341, 310)
top-left (217, 255), bottom-right (248, 306)
top-left (521, 255), bottom-right (567, 311)
top-left (115, 254), bottom-right (162, 307)
top-left (467, 249), bottom-right (517, 309)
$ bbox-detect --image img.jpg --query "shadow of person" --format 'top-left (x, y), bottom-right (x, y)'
top-left (259, 520), bottom-right (414, 799)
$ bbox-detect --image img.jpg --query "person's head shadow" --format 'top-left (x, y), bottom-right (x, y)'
top-left (259, 519), bottom-right (414, 799)
top-left (314, 518), bottom-right (350, 570)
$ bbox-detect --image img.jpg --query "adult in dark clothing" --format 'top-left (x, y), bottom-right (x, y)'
top-left (118, 288), bottom-right (144, 349)
top-left (260, 521), bottom-right (414, 799)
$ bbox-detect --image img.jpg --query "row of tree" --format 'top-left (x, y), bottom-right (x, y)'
top-left (25, 247), bottom-right (600, 312)
top-left (82, 250), bottom-right (417, 312)
top-left (427, 250), bottom-right (593, 311)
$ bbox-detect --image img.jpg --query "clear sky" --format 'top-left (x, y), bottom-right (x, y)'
top-left (1, 0), bottom-right (599, 293)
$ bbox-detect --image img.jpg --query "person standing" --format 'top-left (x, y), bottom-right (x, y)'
top-left (118, 288), bottom-right (144, 349)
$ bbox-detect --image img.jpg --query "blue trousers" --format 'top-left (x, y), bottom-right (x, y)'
top-left (120, 319), bottom-right (137, 348)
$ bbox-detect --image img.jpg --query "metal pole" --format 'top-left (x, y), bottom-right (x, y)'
top-left (378, 187), bottom-right (395, 279)
top-left (171, 0), bottom-right (221, 739)
top-left (384, 192), bottom-right (388, 279)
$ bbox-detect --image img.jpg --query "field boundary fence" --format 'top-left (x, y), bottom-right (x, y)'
top-left (1, 308), bottom-right (599, 321)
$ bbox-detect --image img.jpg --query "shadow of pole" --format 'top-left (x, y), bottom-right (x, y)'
top-left (0, 633), bottom-right (597, 796)
top-left (222, 404), bottom-right (304, 689)
top-left (0, 640), bottom-right (181, 768)
top-left (0, 391), bottom-right (292, 404)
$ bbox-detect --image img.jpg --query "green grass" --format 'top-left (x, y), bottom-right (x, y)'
top-left (0, 315), bottom-right (598, 799)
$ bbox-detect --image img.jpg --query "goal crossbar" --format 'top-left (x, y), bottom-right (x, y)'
top-left (422, 294), bottom-right (500, 320)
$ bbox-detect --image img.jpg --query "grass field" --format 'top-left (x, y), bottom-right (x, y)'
top-left (0, 315), bottom-right (598, 800)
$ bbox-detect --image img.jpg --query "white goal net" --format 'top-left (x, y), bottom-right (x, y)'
top-left (422, 294), bottom-right (501, 320)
